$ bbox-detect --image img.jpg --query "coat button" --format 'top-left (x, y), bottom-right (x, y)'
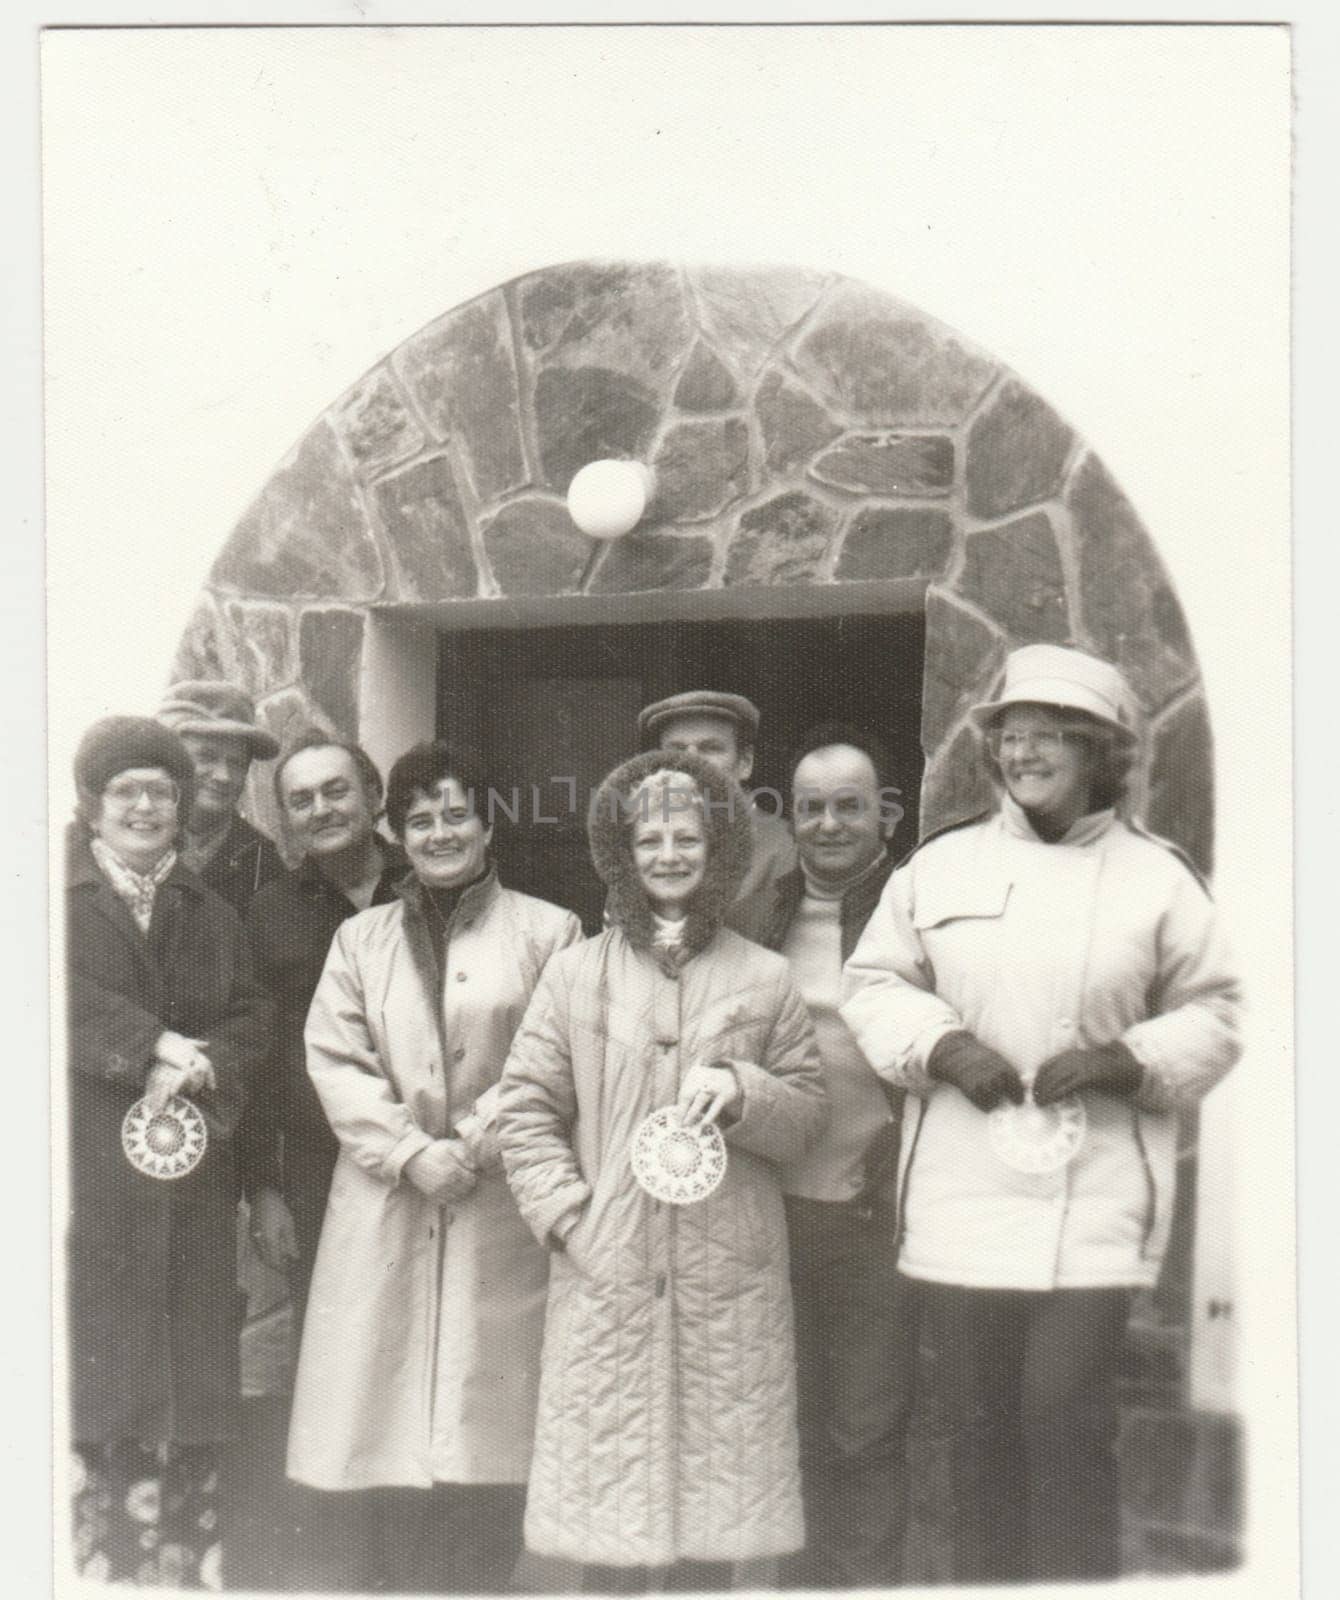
top-left (456, 971), bottom-right (468, 982)
top-left (454, 1046), bottom-right (466, 1061)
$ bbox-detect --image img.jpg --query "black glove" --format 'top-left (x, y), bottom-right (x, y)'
top-left (1032, 1042), bottom-right (1144, 1106)
top-left (927, 1031), bottom-right (1026, 1113)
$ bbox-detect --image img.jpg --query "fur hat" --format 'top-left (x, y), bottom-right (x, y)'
top-left (74, 716), bottom-right (197, 814)
top-left (588, 749), bottom-right (754, 959)
top-left (158, 680), bottom-right (280, 759)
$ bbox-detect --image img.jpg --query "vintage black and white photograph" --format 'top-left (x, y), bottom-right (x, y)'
top-left (39, 18), bottom-right (1295, 1599)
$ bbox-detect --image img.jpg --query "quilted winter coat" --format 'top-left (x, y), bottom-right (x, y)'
top-left (497, 752), bottom-right (827, 1566)
top-left (286, 868), bottom-right (582, 1490)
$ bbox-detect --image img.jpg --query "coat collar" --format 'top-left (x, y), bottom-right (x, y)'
top-left (66, 823), bottom-right (206, 899)
top-left (391, 864), bottom-right (501, 1060)
top-left (749, 849), bottom-right (896, 960)
top-left (294, 835), bottom-right (407, 897)
top-left (999, 792), bottom-right (1117, 847)
top-left (394, 861), bottom-right (501, 925)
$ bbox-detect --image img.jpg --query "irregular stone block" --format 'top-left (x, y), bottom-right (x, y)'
top-left (226, 601), bottom-right (295, 699)
top-left (210, 422), bottom-right (384, 602)
top-left (812, 433), bottom-right (954, 497)
top-left (956, 512), bottom-right (1069, 643)
top-left (673, 340), bottom-right (739, 411)
top-left (298, 609), bottom-right (365, 737)
top-left (483, 497), bottom-right (592, 596)
top-left (373, 455), bottom-right (478, 601)
top-left (517, 262), bottom-right (691, 392)
top-left (965, 379), bottom-right (1073, 519)
top-left (395, 292), bottom-right (527, 503)
top-left (652, 418), bottom-right (751, 522)
top-left (171, 591), bottom-right (240, 685)
top-left (1068, 453), bottom-right (1197, 711)
top-left (835, 508), bottom-right (953, 583)
top-left (330, 366), bottom-right (424, 478)
top-left (533, 366), bottom-right (660, 493)
top-left (794, 286), bottom-right (997, 425)
top-left (921, 587), bottom-right (1008, 754)
top-left (588, 529), bottom-right (713, 594)
top-left (257, 684), bottom-right (326, 753)
top-left (724, 491), bottom-right (840, 587)
top-left (919, 723), bottom-right (995, 836)
top-left (756, 370), bottom-right (842, 475)
top-left (1146, 693), bottom-right (1214, 877)
top-left (688, 264), bottom-right (833, 378)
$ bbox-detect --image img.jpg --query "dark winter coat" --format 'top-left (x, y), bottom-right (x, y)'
top-left (195, 812), bottom-right (283, 920)
top-left (239, 840), bottom-right (407, 1199)
top-left (498, 753), bottom-right (827, 1564)
top-left (65, 828), bottom-right (274, 1445)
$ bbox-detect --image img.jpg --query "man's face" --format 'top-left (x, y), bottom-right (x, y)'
top-left (179, 733), bottom-right (252, 824)
top-left (279, 746), bottom-right (378, 859)
top-left (658, 714), bottom-right (753, 784)
top-left (792, 743), bottom-right (888, 887)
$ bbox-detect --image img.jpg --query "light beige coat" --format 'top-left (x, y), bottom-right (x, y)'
top-left (841, 799), bottom-right (1242, 1290)
top-left (286, 871), bottom-right (582, 1489)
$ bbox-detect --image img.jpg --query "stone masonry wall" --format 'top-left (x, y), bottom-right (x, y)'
top-left (171, 262), bottom-right (1231, 1575)
top-left (175, 261), bottom-right (1212, 875)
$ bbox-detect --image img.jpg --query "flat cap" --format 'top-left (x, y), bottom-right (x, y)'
top-left (158, 680), bottom-right (279, 759)
top-left (637, 690), bottom-right (761, 745)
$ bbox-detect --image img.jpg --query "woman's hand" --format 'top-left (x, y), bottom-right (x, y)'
top-left (404, 1139), bottom-right (479, 1203)
top-left (927, 1031), bottom-right (1026, 1113)
top-left (145, 1033), bottom-right (215, 1112)
top-left (1033, 1042), bottom-right (1143, 1105)
top-left (677, 1059), bottom-right (743, 1130)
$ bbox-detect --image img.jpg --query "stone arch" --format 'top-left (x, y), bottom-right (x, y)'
top-left (173, 260), bottom-right (1212, 873)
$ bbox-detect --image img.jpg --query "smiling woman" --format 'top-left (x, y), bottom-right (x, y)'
top-left (497, 749), bottom-right (827, 1584)
top-left (283, 739), bottom-right (581, 1594)
top-left (64, 716), bottom-right (273, 1587)
top-left (840, 645), bottom-right (1243, 1584)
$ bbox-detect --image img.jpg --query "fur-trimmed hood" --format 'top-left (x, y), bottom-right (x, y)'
top-left (588, 750), bottom-right (753, 959)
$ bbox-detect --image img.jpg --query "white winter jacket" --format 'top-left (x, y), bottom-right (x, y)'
top-left (840, 797), bottom-right (1242, 1289)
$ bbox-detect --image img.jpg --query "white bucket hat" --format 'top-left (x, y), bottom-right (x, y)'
top-left (969, 644), bottom-right (1138, 741)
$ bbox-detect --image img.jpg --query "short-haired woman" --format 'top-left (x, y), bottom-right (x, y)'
top-left (66, 716), bottom-right (273, 1588)
top-left (841, 644), bottom-right (1243, 1583)
top-left (285, 741), bottom-right (582, 1594)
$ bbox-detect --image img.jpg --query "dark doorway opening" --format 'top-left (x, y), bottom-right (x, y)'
top-left (437, 610), bottom-right (926, 931)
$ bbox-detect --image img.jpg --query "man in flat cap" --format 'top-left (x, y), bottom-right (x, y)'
top-left (636, 689), bottom-right (797, 918)
top-left (158, 681), bottom-right (283, 919)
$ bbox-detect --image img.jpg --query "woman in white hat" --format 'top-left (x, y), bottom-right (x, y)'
top-left (840, 644), bottom-right (1242, 1583)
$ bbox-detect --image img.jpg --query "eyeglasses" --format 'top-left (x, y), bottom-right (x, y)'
top-left (103, 778), bottom-right (180, 809)
top-left (990, 729), bottom-right (1076, 758)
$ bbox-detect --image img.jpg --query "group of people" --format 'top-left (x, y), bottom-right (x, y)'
top-left (64, 644), bottom-right (1242, 1593)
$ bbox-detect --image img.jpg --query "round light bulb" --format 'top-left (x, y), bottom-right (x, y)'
top-left (566, 459), bottom-right (654, 540)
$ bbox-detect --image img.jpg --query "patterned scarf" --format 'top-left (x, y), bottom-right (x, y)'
top-left (91, 839), bottom-right (177, 933)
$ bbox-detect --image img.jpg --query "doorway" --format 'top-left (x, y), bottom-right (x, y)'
top-left (437, 610), bottom-right (926, 931)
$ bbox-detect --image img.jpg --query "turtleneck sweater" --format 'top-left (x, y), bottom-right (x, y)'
top-left (781, 850), bottom-right (893, 1201)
